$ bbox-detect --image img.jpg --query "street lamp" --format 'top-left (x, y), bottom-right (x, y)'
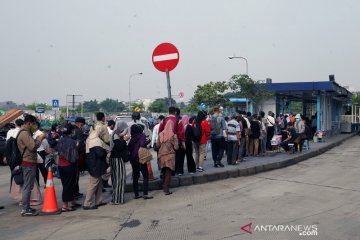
top-left (129, 72), bottom-right (143, 111)
top-left (228, 56), bottom-right (248, 76)
top-left (228, 55), bottom-right (249, 111)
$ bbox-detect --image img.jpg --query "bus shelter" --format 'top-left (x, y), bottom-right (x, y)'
top-left (267, 81), bottom-right (352, 136)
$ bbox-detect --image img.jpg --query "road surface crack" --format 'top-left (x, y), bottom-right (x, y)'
top-left (113, 210), bottom-right (134, 240)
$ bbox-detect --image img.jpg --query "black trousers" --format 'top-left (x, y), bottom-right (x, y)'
top-left (74, 164), bottom-right (80, 195)
top-left (59, 164), bottom-right (76, 202)
top-left (266, 126), bottom-right (275, 150)
top-left (227, 141), bottom-right (239, 164)
top-left (211, 137), bottom-right (226, 164)
top-left (131, 162), bottom-right (149, 196)
top-left (175, 145), bottom-right (196, 174)
top-left (36, 150), bottom-right (47, 185)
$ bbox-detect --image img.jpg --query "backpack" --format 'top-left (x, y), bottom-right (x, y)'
top-left (5, 129), bottom-right (27, 171)
top-left (210, 116), bottom-right (221, 136)
top-left (192, 123), bottom-right (202, 143)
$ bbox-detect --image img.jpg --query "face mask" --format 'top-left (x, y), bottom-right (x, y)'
top-left (30, 125), bottom-right (36, 134)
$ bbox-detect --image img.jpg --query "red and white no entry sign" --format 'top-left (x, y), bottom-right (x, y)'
top-left (152, 43), bottom-right (179, 72)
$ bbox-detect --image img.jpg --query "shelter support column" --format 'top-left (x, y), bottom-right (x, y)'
top-left (317, 95), bottom-right (321, 131)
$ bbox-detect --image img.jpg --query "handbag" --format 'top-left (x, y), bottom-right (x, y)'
top-left (138, 147), bottom-right (153, 164)
top-left (12, 169), bottom-right (24, 185)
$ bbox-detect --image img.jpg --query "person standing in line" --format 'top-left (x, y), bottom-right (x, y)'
top-left (73, 117), bottom-right (86, 198)
top-left (107, 120), bottom-right (115, 136)
top-left (184, 115), bottom-right (196, 174)
top-left (109, 121), bottom-right (129, 204)
top-left (17, 115), bottom-right (47, 216)
top-left (158, 121), bottom-right (178, 195)
top-left (242, 112), bottom-right (251, 157)
top-left (266, 111), bottom-right (276, 151)
top-left (128, 124), bottom-right (153, 200)
top-left (151, 115), bottom-right (165, 174)
top-left (32, 121), bottom-right (48, 186)
top-left (210, 107), bottom-right (227, 168)
top-left (259, 111), bottom-right (268, 156)
top-left (56, 124), bottom-right (80, 212)
top-left (236, 115), bottom-right (247, 162)
top-left (175, 115), bottom-right (186, 176)
top-left (192, 110), bottom-right (210, 172)
top-left (249, 114), bottom-right (261, 156)
top-left (83, 112), bottom-right (110, 210)
top-left (226, 115), bottom-right (241, 165)
top-left (6, 119), bottom-right (24, 140)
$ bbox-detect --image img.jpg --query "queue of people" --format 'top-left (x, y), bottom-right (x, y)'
top-left (4, 107), bottom-right (315, 217)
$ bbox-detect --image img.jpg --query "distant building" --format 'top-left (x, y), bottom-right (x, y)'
top-left (0, 101), bottom-right (18, 110)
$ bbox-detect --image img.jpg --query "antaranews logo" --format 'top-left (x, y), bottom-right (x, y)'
top-left (240, 222), bottom-right (318, 236)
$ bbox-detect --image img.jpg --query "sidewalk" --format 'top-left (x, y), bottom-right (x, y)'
top-left (124, 133), bottom-right (357, 192)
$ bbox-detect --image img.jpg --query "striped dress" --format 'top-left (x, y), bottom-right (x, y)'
top-left (110, 137), bottom-right (129, 204)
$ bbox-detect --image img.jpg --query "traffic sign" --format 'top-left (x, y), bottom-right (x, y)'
top-left (35, 107), bottom-right (45, 114)
top-left (52, 99), bottom-right (59, 109)
top-left (152, 43), bottom-right (179, 72)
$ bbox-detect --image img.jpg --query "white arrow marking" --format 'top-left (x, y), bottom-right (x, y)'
top-left (153, 53), bottom-right (178, 62)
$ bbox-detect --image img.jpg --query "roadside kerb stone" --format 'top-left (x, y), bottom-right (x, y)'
top-left (124, 133), bottom-right (356, 192)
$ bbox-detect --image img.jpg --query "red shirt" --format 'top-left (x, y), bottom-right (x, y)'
top-left (58, 155), bottom-right (72, 167)
top-left (192, 120), bottom-right (211, 144)
top-left (21, 161), bottom-right (37, 167)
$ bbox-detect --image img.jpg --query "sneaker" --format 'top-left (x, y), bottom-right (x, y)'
top-left (198, 167), bottom-right (204, 172)
top-left (177, 173), bottom-right (183, 176)
top-left (21, 209), bottom-right (39, 216)
top-left (189, 172), bottom-right (195, 175)
top-left (28, 207), bottom-right (37, 213)
top-left (143, 195), bottom-right (153, 200)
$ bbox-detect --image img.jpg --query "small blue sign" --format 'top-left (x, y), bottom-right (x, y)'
top-left (52, 99), bottom-right (59, 109)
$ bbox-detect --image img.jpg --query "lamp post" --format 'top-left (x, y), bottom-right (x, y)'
top-left (228, 56), bottom-right (248, 76)
top-left (129, 72), bottom-right (143, 111)
top-left (228, 55), bottom-right (249, 111)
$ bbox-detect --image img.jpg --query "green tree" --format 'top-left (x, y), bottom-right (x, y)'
top-left (228, 74), bottom-right (273, 105)
top-left (148, 98), bottom-right (168, 113)
top-left (82, 99), bottom-right (100, 112)
top-left (25, 103), bottom-right (51, 111)
top-left (131, 101), bottom-right (144, 112)
top-left (192, 81), bottom-right (229, 109)
top-left (352, 95), bottom-right (360, 105)
top-left (99, 98), bottom-right (126, 113)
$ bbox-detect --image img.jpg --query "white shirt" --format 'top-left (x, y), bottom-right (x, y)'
top-left (33, 130), bottom-right (46, 152)
top-left (107, 127), bottom-right (114, 136)
top-left (151, 123), bottom-right (160, 147)
top-left (266, 116), bottom-right (275, 127)
top-left (6, 127), bottom-right (20, 140)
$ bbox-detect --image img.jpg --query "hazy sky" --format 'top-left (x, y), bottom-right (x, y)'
top-left (1, 0), bottom-right (359, 106)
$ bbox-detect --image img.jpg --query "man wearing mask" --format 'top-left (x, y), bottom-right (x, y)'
top-left (17, 115), bottom-right (46, 216)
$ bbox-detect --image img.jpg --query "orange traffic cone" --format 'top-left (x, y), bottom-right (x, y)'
top-left (41, 169), bottom-right (61, 215)
top-left (147, 161), bottom-right (157, 181)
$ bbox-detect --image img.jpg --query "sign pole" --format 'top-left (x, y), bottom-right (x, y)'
top-left (166, 70), bottom-right (172, 107)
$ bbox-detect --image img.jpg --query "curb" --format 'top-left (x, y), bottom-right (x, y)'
top-left (124, 133), bottom-right (357, 192)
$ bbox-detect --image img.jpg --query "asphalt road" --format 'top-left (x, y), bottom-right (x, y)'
top-left (0, 136), bottom-right (359, 240)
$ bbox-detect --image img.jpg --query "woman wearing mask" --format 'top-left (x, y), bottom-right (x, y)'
top-left (109, 121), bottom-right (130, 204)
top-left (128, 124), bottom-right (153, 200)
top-left (56, 124), bottom-right (80, 212)
top-left (158, 121), bottom-right (179, 195)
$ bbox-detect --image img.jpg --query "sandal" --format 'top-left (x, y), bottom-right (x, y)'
top-left (62, 207), bottom-right (76, 212)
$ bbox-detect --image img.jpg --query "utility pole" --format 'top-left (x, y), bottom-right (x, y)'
top-left (66, 94), bottom-right (83, 118)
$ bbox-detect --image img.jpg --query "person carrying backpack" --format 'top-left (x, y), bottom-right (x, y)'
top-left (16, 115), bottom-right (46, 216)
top-left (192, 110), bottom-right (210, 172)
top-left (209, 107), bottom-right (227, 168)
